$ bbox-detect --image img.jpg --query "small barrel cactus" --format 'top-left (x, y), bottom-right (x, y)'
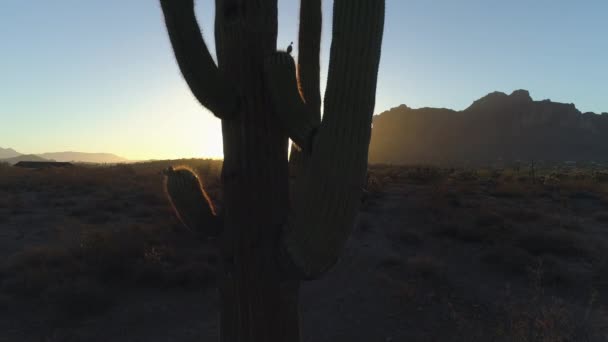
top-left (163, 166), bottom-right (220, 236)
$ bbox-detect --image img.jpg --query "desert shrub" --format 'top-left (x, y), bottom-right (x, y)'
top-left (76, 228), bottom-right (148, 280)
top-left (538, 255), bottom-right (583, 288)
top-left (502, 207), bottom-right (542, 223)
top-left (560, 218), bottom-right (584, 232)
top-left (404, 166), bottom-right (444, 183)
top-left (110, 164), bottom-right (137, 176)
top-left (494, 258), bottom-right (598, 341)
top-left (406, 255), bottom-right (445, 280)
top-left (45, 277), bottom-right (114, 318)
top-left (594, 171), bottom-right (608, 182)
top-left (594, 211), bottom-right (608, 223)
top-left (95, 198), bottom-right (127, 213)
top-left (1, 246), bottom-right (81, 297)
top-left (1, 224), bottom-right (217, 303)
top-left (475, 211), bottom-right (504, 227)
top-left (133, 256), bottom-right (215, 290)
top-left (356, 215), bottom-right (374, 232)
top-left (365, 171), bottom-right (384, 194)
top-left (450, 169), bottom-right (479, 182)
top-left (540, 174), bottom-right (561, 190)
top-left (492, 181), bottom-right (533, 198)
top-left (393, 229), bottom-right (423, 246)
top-left (376, 256), bottom-right (404, 269)
top-left (433, 223), bottom-right (500, 244)
top-left (481, 245), bottom-right (534, 275)
top-left (515, 229), bottom-right (592, 259)
top-left (592, 258), bottom-right (608, 290)
top-left (135, 190), bottom-right (165, 206)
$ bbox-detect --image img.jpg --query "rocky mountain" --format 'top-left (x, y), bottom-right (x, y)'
top-left (369, 90), bottom-right (608, 164)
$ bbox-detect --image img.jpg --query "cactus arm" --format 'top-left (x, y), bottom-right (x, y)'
top-left (163, 166), bottom-right (221, 237)
top-left (297, 0), bottom-right (322, 116)
top-left (285, 0), bottom-right (323, 189)
top-left (160, 0), bottom-right (239, 119)
top-left (282, 0), bottom-right (385, 279)
top-left (264, 52), bottom-right (320, 151)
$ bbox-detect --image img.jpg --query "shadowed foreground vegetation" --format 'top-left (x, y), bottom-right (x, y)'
top-left (1, 160), bottom-right (607, 341)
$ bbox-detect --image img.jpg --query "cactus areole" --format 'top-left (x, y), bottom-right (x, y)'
top-left (160, 0), bottom-right (384, 340)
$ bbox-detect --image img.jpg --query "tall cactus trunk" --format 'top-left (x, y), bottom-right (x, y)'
top-left (160, 0), bottom-right (384, 340)
top-left (211, 3), bottom-right (299, 340)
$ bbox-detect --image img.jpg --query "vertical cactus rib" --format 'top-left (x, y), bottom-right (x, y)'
top-left (282, 0), bottom-right (385, 279)
top-left (163, 166), bottom-right (221, 237)
top-left (297, 0), bottom-right (322, 116)
top-left (264, 52), bottom-right (320, 151)
top-left (160, 0), bottom-right (240, 119)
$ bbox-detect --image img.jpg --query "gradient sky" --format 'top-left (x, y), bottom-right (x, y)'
top-left (1, 0), bottom-right (607, 160)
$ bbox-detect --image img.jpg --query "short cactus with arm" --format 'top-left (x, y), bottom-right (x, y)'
top-left (160, 0), bottom-right (384, 340)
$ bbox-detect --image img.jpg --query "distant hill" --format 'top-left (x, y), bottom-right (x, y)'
top-left (0, 147), bottom-right (21, 159)
top-left (0, 148), bottom-right (129, 164)
top-left (1, 154), bottom-right (49, 165)
top-left (37, 152), bottom-right (129, 164)
top-left (369, 90), bottom-right (608, 165)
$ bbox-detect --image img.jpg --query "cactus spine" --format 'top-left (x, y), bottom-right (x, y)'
top-left (160, 0), bottom-right (384, 340)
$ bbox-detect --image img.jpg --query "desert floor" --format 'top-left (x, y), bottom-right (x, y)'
top-left (1, 161), bottom-right (607, 341)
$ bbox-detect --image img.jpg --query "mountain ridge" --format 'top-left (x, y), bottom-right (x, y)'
top-left (37, 152), bottom-right (129, 164)
top-left (0, 148), bottom-right (129, 164)
top-left (369, 89), bottom-right (608, 164)
top-left (0, 147), bottom-right (21, 159)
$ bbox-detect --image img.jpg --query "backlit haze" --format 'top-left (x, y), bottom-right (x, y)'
top-left (1, 0), bottom-right (606, 160)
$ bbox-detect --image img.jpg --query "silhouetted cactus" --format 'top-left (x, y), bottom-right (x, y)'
top-left (160, 0), bottom-right (384, 340)
top-left (163, 166), bottom-right (220, 236)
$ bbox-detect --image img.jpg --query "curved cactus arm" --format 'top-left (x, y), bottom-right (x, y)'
top-left (160, 0), bottom-right (239, 119)
top-left (282, 0), bottom-right (385, 279)
top-left (264, 52), bottom-right (320, 152)
top-left (286, 0), bottom-right (323, 193)
top-left (297, 0), bottom-right (322, 116)
top-left (163, 166), bottom-right (222, 237)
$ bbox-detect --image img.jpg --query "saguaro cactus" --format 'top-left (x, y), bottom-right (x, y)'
top-left (160, 0), bottom-right (384, 340)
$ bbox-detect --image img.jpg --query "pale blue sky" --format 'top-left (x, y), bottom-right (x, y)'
top-left (1, 0), bottom-right (606, 159)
